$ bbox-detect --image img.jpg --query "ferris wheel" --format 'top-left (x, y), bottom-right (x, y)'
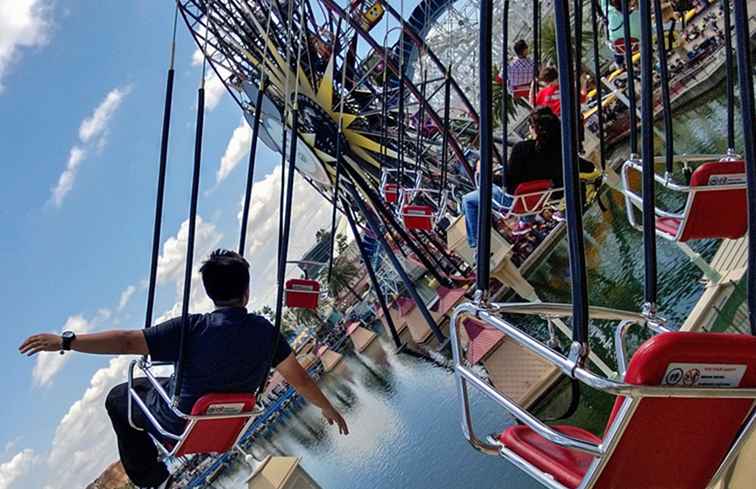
top-left (175, 0), bottom-right (511, 206)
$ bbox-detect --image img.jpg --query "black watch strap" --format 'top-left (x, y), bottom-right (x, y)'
top-left (61, 331), bottom-right (76, 351)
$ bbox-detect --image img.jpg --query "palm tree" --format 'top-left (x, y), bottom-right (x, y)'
top-left (492, 65), bottom-right (531, 128)
top-left (539, 17), bottom-right (593, 70)
top-left (321, 257), bottom-right (362, 303)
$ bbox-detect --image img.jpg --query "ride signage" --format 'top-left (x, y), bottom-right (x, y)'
top-left (662, 363), bottom-right (747, 387)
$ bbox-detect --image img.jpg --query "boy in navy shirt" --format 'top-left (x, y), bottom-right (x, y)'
top-left (20, 250), bottom-right (348, 489)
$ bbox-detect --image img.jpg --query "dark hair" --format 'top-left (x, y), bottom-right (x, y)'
top-left (529, 106), bottom-right (562, 152)
top-left (609, 0), bottom-right (622, 9)
top-left (513, 39), bottom-right (529, 57)
top-left (199, 249), bottom-right (250, 304)
top-left (540, 65), bottom-right (558, 83)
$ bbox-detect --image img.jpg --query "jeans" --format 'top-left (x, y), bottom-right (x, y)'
top-left (105, 378), bottom-right (172, 487)
top-left (462, 186), bottom-right (513, 248)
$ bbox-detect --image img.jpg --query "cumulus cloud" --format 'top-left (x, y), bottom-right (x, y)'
top-left (240, 166), bottom-right (332, 309)
top-left (44, 356), bottom-right (132, 489)
top-left (50, 86), bottom-right (131, 207)
top-left (32, 315), bottom-right (92, 387)
top-left (192, 46), bottom-right (228, 111)
top-left (0, 0), bottom-right (51, 93)
top-left (0, 449), bottom-right (35, 489)
top-left (217, 119), bottom-right (252, 183)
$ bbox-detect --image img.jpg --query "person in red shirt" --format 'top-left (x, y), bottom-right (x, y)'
top-left (534, 66), bottom-right (561, 117)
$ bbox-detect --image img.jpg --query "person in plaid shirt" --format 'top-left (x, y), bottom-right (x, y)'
top-left (507, 40), bottom-right (535, 92)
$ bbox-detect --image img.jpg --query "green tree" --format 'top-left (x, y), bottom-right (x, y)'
top-left (322, 256), bottom-right (362, 303)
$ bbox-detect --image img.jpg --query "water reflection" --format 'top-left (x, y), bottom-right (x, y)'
top-left (215, 83), bottom-right (747, 489)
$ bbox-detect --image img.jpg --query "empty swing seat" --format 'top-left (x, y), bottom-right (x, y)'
top-left (497, 332), bottom-right (756, 489)
top-left (656, 160), bottom-right (747, 241)
top-left (285, 278), bottom-right (320, 309)
top-left (383, 183), bottom-right (399, 203)
top-left (174, 393), bottom-right (257, 457)
top-left (402, 204), bottom-right (434, 230)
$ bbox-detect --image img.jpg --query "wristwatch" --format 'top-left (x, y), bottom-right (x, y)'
top-left (60, 331), bottom-right (76, 354)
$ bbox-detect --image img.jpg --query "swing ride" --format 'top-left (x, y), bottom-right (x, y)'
top-left (110, 0), bottom-right (756, 484)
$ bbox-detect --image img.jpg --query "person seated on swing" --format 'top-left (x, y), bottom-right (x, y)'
top-left (505, 39), bottom-right (535, 94)
top-left (19, 249), bottom-right (349, 489)
top-left (461, 107), bottom-right (565, 249)
top-left (534, 66), bottom-right (562, 117)
top-left (603, 0), bottom-right (642, 65)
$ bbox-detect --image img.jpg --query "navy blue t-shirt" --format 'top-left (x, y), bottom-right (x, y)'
top-left (142, 308), bottom-right (292, 436)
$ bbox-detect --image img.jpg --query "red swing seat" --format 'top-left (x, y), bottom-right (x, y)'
top-left (509, 179), bottom-right (556, 215)
top-left (611, 37), bottom-right (639, 55)
top-left (382, 182), bottom-right (399, 203)
top-left (655, 160), bottom-right (747, 241)
top-left (497, 332), bottom-right (756, 489)
top-left (402, 204), bottom-right (434, 230)
top-left (284, 278), bottom-right (321, 309)
top-left (512, 83), bottom-right (532, 99)
top-left (174, 393), bottom-right (257, 457)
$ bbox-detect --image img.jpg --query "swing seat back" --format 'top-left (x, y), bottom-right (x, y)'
top-left (383, 183), bottom-right (399, 203)
top-left (612, 37), bottom-right (639, 55)
top-left (402, 204), bottom-right (434, 230)
top-left (499, 332), bottom-right (756, 489)
top-left (512, 83), bottom-right (531, 98)
top-left (510, 179), bottom-right (555, 215)
top-left (175, 393), bottom-right (257, 457)
top-left (285, 279), bottom-right (321, 309)
top-left (665, 160), bottom-right (747, 241)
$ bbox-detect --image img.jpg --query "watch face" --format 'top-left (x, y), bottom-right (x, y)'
top-left (62, 331), bottom-right (75, 340)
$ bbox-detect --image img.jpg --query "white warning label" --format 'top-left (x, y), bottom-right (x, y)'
top-left (662, 363), bottom-right (746, 387)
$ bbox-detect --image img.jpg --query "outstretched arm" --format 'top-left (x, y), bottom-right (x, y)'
top-left (19, 330), bottom-right (149, 356)
top-left (276, 353), bottom-right (349, 435)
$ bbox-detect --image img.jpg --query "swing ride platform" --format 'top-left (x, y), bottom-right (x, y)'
top-left (682, 237), bottom-right (749, 333)
top-left (676, 236), bottom-right (756, 489)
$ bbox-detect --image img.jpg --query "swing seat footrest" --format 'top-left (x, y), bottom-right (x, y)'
top-left (499, 425), bottom-right (601, 489)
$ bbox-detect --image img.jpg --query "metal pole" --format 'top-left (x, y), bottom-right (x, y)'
top-left (732, 0), bottom-right (756, 334)
top-left (239, 79), bottom-right (267, 255)
top-left (640, 0), bottom-right (658, 309)
top-left (621, 0), bottom-right (639, 155)
top-left (144, 10), bottom-right (177, 331)
top-left (174, 82), bottom-right (206, 403)
top-left (345, 183), bottom-right (446, 343)
top-left (722, 0), bottom-right (736, 152)
top-left (343, 203), bottom-right (404, 349)
top-left (553, 0), bottom-right (590, 352)
top-left (476, 0), bottom-right (494, 296)
top-left (590, 0), bottom-right (607, 169)
top-left (653, 0), bottom-right (674, 175)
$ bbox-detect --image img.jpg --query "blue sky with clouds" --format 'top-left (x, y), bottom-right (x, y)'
top-left (0, 1), bottom-right (343, 487)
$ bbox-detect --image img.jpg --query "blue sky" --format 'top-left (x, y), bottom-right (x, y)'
top-left (0, 1), bottom-right (340, 487)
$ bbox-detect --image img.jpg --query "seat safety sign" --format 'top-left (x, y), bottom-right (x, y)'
top-left (662, 363), bottom-right (746, 387)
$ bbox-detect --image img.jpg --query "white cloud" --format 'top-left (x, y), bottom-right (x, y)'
top-left (0, 449), bottom-right (35, 489)
top-left (156, 216), bottom-right (223, 287)
top-left (117, 285), bottom-right (136, 312)
top-left (32, 315), bottom-right (92, 387)
top-left (0, 0), bottom-right (51, 93)
top-left (50, 86), bottom-right (131, 207)
top-left (50, 146), bottom-right (86, 207)
top-left (44, 356), bottom-right (133, 489)
top-left (192, 46), bottom-right (227, 111)
top-left (78, 86), bottom-right (130, 144)
top-left (217, 119), bottom-right (252, 183)
top-left (239, 166), bottom-right (332, 309)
